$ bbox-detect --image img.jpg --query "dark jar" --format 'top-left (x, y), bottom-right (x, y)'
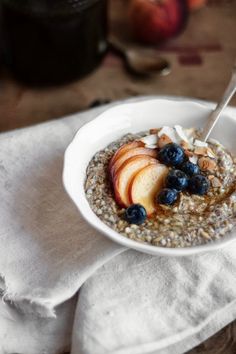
top-left (0, 0), bottom-right (108, 86)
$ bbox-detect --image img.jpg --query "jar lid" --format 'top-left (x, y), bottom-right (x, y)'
top-left (2, 0), bottom-right (102, 16)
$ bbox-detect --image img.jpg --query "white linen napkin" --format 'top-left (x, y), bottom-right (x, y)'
top-left (72, 249), bottom-right (236, 354)
top-left (0, 106), bottom-right (124, 318)
top-left (0, 294), bottom-right (77, 354)
top-left (0, 96), bottom-right (236, 354)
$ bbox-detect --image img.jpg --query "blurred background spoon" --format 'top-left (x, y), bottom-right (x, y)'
top-left (109, 35), bottom-right (171, 78)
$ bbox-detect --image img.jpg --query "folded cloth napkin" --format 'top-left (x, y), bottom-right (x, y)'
top-left (0, 294), bottom-right (77, 354)
top-left (72, 250), bottom-right (236, 354)
top-left (0, 106), bottom-right (124, 318)
top-left (0, 96), bottom-right (236, 354)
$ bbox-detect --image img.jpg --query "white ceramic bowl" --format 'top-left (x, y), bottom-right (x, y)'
top-left (63, 97), bottom-right (236, 256)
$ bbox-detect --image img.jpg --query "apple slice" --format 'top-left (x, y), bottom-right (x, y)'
top-left (109, 141), bottom-right (144, 172)
top-left (130, 164), bottom-right (169, 216)
top-left (113, 155), bottom-right (158, 207)
top-left (110, 147), bottom-right (157, 179)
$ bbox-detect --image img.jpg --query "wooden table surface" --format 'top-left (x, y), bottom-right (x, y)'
top-left (1, 1), bottom-right (236, 352)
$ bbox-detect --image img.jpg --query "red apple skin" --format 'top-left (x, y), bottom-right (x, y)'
top-left (108, 141), bottom-right (144, 176)
top-left (113, 155), bottom-right (157, 207)
top-left (110, 147), bottom-right (157, 179)
top-left (129, 0), bottom-right (189, 44)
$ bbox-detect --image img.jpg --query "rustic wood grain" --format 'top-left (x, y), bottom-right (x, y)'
top-left (188, 321), bottom-right (236, 353)
top-left (0, 1), bottom-right (235, 352)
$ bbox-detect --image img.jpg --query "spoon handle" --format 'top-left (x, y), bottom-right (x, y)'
top-left (201, 63), bottom-right (236, 142)
top-left (109, 35), bottom-right (128, 54)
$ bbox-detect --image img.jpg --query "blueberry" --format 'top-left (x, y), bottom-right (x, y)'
top-left (166, 169), bottom-right (189, 191)
top-left (188, 174), bottom-right (210, 195)
top-left (158, 143), bottom-right (185, 167)
top-left (181, 160), bottom-right (200, 176)
top-left (124, 204), bottom-right (147, 225)
top-left (157, 188), bottom-right (178, 205)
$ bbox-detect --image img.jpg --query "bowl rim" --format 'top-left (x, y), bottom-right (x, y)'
top-left (63, 96), bottom-right (236, 256)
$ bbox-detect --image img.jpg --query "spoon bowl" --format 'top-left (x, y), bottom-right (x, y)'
top-left (109, 35), bottom-right (171, 77)
top-left (125, 49), bottom-right (171, 77)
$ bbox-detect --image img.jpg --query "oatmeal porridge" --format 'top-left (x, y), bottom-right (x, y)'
top-left (85, 126), bottom-right (236, 248)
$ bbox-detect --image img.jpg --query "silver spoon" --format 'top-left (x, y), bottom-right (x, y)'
top-left (201, 62), bottom-right (236, 142)
top-left (109, 35), bottom-right (171, 77)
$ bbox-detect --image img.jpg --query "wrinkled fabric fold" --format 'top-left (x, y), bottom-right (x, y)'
top-left (71, 249), bottom-right (236, 354)
top-left (0, 294), bottom-right (77, 354)
top-left (0, 108), bottom-right (125, 319)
